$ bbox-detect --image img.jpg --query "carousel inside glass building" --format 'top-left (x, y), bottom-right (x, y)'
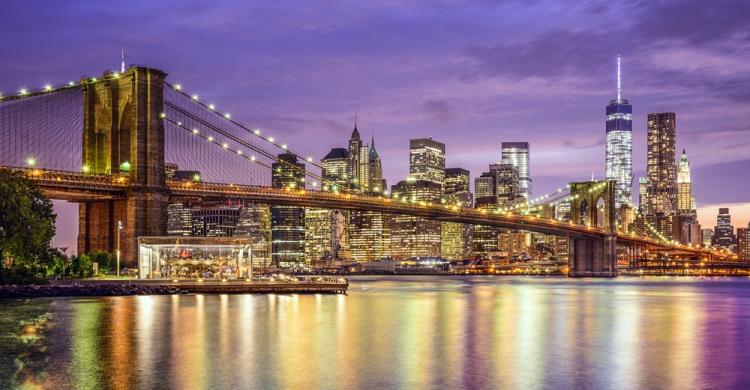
top-left (138, 237), bottom-right (260, 279)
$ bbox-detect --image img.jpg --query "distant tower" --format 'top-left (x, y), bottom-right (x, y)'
top-left (677, 149), bottom-right (694, 216)
top-left (121, 50), bottom-right (125, 73)
top-left (605, 55), bottom-right (633, 208)
top-left (645, 112), bottom-right (677, 215)
top-left (500, 142), bottom-right (531, 201)
top-left (346, 118), bottom-right (369, 191)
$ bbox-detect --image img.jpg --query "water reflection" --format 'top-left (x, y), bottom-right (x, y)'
top-left (2, 276), bottom-right (750, 389)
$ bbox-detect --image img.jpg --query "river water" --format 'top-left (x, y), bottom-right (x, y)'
top-left (2, 276), bottom-right (750, 389)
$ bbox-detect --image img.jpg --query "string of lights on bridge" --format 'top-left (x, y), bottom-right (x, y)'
top-left (1, 73), bottom-right (578, 217)
top-left (2, 73), bottom-right (737, 260)
top-left (0, 71), bottom-right (128, 102)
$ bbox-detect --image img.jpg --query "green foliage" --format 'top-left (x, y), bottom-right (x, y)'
top-left (0, 169), bottom-right (58, 284)
top-left (88, 251), bottom-right (115, 274)
top-left (68, 254), bottom-right (94, 278)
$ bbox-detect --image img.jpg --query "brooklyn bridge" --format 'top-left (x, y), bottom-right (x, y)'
top-left (0, 66), bottom-right (736, 276)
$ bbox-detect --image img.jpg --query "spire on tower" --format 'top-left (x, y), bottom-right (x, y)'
top-left (121, 50), bottom-right (125, 73)
top-left (616, 54), bottom-right (622, 101)
top-left (351, 113), bottom-right (360, 140)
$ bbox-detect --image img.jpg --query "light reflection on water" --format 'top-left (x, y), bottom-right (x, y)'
top-left (2, 276), bottom-right (750, 389)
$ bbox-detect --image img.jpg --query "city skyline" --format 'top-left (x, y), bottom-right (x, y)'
top-left (0, 1), bottom-right (748, 251)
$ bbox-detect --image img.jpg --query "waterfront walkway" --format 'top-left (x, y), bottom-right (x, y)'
top-left (49, 277), bottom-right (349, 295)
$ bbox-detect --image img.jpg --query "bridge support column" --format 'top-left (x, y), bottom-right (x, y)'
top-left (569, 235), bottom-right (618, 277)
top-left (77, 66), bottom-right (168, 270)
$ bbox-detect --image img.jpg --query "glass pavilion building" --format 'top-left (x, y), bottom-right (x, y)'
top-left (605, 55), bottom-right (633, 208)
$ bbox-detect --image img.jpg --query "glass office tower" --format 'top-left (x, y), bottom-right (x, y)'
top-left (605, 55), bottom-right (633, 208)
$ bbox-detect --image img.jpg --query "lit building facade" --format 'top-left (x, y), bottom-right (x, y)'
top-left (605, 55), bottom-right (633, 208)
top-left (347, 123), bottom-right (370, 191)
top-left (472, 197), bottom-right (500, 257)
top-left (441, 168), bottom-right (473, 260)
top-left (677, 149), bottom-right (695, 216)
top-left (322, 148), bottom-right (349, 191)
top-left (409, 138), bottom-right (446, 187)
top-left (305, 207), bottom-right (332, 262)
top-left (235, 203), bottom-right (272, 269)
top-left (390, 179), bottom-right (442, 259)
top-left (368, 137), bottom-right (387, 193)
top-left (321, 148), bottom-right (351, 258)
top-left (191, 206), bottom-right (240, 237)
top-left (346, 132), bottom-right (389, 262)
top-left (271, 152), bottom-right (306, 266)
top-left (167, 203), bottom-right (194, 236)
top-left (712, 208), bottom-right (736, 249)
top-left (501, 142), bottom-right (531, 201)
top-left (645, 112), bottom-right (678, 215)
top-left (738, 225), bottom-right (750, 261)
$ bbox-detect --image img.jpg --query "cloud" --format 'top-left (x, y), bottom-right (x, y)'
top-left (421, 99), bottom-right (454, 122)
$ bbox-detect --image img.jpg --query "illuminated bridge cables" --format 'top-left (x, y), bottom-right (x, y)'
top-left (0, 87), bottom-right (83, 171)
top-left (163, 115), bottom-right (333, 190)
top-left (163, 81), bottom-right (325, 172)
top-left (163, 116), bottom-right (275, 171)
top-left (162, 100), bottom-right (328, 187)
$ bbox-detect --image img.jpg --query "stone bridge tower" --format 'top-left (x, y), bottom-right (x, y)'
top-left (568, 180), bottom-right (618, 277)
top-left (78, 66), bottom-right (168, 268)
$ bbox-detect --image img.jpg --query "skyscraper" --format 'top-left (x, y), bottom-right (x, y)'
top-left (271, 152), bottom-right (306, 266)
top-left (677, 149), bottom-right (694, 216)
top-left (441, 168), bottom-right (472, 260)
top-left (321, 148), bottom-right (349, 192)
top-left (605, 55), bottom-right (633, 208)
top-left (368, 136), bottom-right (387, 193)
top-left (347, 122), bottom-right (369, 191)
top-left (235, 203), bottom-right (272, 269)
top-left (390, 179), bottom-right (442, 259)
top-left (645, 112), bottom-right (677, 215)
top-left (305, 207), bottom-right (333, 262)
top-left (471, 164), bottom-right (523, 258)
top-left (191, 206), bottom-right (240, 237)
top-left (349, 135), bottom-right (390, 262)
top-left (501, 142), bottom-right (531, 201)
top-left (321, 148), bottom-right (351, 258)
top-left (409, 138), bottom-right (446, 187)
top-left (474, 164), bottom-right (523, 207)
top-left (712, 208), bottom-right (736, 249)
top-left (738, 224), bottom-right (750, 261)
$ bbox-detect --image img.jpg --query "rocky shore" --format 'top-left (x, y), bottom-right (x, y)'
top-left (0, 283), bottom-right (186, 298)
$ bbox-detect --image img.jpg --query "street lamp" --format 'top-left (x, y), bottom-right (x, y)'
top-left (117, 220), bottom-right (123, 277)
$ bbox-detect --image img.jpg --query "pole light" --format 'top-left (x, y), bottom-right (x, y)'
top-left (117, 220), bottom-right (123, 277)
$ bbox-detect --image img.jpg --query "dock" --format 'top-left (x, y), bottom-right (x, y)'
top-left (49, 277), bottom-right (349, 295)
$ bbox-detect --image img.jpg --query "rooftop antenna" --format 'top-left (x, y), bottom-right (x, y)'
top-left (121, 50), bottom-right (125, 73)
top-left (616, 54), bottom-right (621, 101)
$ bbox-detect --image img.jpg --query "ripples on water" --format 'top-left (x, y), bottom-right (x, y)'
top-left (2, 276), bottom-right (750, 389)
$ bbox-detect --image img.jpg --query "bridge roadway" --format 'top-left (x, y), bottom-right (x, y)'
top-left (4, 166), bottom-right (727, 260)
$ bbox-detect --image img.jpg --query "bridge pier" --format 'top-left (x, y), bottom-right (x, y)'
top-left (569, 235), bottom-right (618, 277)
top-left (567, 180), bottom-right (618, 277)
top-left (77, 66), bottom-right (168, 269)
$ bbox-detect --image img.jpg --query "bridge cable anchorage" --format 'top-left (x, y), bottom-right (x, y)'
top-left (163, 81), bottom-right (325, 171)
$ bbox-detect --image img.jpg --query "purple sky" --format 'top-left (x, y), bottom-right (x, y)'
top-left (1, 0), bottom-right (749, 252)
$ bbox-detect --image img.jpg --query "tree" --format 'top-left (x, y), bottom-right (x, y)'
top-left (0, 169), bottom-right (58, 284)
